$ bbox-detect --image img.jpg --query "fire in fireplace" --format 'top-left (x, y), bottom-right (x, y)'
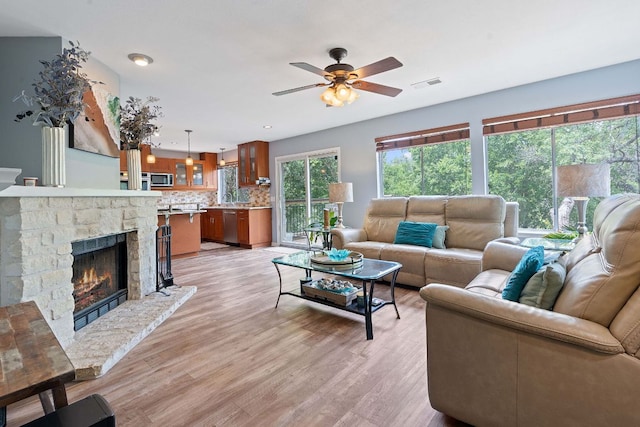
top-left (72, 233), bottom-right (128, 331)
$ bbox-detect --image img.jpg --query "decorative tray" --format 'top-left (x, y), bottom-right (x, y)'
top-left (310, 251), bottom-right (363, 267)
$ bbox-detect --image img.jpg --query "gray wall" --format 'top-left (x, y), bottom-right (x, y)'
top-left (0, 37), bottom-right (120, 188)
top-left (269, 59), bottom-right (640, 238)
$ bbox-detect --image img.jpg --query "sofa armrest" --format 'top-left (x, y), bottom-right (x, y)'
top-left (330, 228), bottom-right (368, 249)
top-left (481, 241), bottom-right (528, 272)
top-left (420, 284), bottom-right (624, 354)
top-left (492, 236), bottom-right (521, 245)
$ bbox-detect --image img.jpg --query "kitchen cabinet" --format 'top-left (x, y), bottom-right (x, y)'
top-left (236, 208), bottom-right (272, 248)
top-left (199, 152), bottom-right (218, 190)
top-left (238, 140), bottom-right (269, 187)
top-left (174, 160), bottom-right (205, 189)
top-left (149, 157), bottom-right (174, 174)
top-left (201, 209), bottom-right (224, 242)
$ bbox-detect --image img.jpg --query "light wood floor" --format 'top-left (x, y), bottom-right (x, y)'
top-left (7, 247), bottom-right (468, 427)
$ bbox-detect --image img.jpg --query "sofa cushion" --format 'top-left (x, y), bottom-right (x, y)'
top-left (425, 248), bottom-right (483, 288)
top-left (465, 269), bottom-right (511, 297)
top-left (445, 195), bottom-right (506, 251)
top-left (343, 241), bottom-right (388, 260)
top-left (405, 196), bottom-right (447, 224)
top-left (433, 226), bottom-right (449, 249)
top-left (393, 221), bottom-right (437, 247)
top-left (554, 193), bottom-right (640, 327)
top-left (380, 244), bottom-right (429, 287)
top-left (363, 198), bottom-right (408, 243)
top-left (519, 262), bottom-right (566, 309)
top-left (501, 246), bottom-right (544, 301)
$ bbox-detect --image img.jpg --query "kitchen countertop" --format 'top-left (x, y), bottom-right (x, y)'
top-left (201, 206), bottom-right (272, 210)
top-left (157, 209), bottom-right (206, 216)
top-left (156, 206), bottom-right (272, 215)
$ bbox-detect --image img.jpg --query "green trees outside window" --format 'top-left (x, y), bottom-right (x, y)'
top-left (487, 117), bottom-right (640, 230)
top-left (380, 140), bottom-right (471, 197)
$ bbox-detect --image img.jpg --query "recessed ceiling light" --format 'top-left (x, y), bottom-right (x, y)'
top-left (263, 125), bottom-right (272, 129)
top-left (170, 141), bottom-right (178, 145)
top-left (128, 53), bottom-right (153, 67)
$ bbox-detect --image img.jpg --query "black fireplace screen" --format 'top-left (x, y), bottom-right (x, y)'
top-left (72, 233), bottom-right (127, 330)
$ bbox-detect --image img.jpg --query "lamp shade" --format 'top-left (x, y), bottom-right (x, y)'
top-left (557, 163), bottom-right (611, 198)
top-left (329, 182), bottom-right (353, 203)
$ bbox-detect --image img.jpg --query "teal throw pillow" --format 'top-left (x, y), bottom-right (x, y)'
top-left (394, 221), bottom-right (438, 247)
top-left (519, 262), bottom-right (566, 309)
top-left (502, 246), bottom-right (545, 301)
top-left (432, 225), bottom-right (449, 249)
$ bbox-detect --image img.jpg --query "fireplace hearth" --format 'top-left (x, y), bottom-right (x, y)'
top-left (72, 233), bottom-right (128, 331)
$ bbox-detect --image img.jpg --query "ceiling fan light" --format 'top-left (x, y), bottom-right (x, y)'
top-left (346, 89), bottom-right (359, 104)
top-left (335, 83), bottom-right (351, 101)
top-left (320, 87), bottom-right (335, 104)
top-left (329, 96), bottom-right (344, 107)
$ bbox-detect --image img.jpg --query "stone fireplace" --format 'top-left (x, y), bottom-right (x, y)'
top-left (0, 186), bottom-right (159, 347)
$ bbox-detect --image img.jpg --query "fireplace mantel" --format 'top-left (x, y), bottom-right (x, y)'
top-left (0, 187), bottom-right (161, 347)
top-left (0, 185), bottom-right (162, 198)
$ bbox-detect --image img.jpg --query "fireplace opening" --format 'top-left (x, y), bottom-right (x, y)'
top-left (72, 233), bottom-right (128, 331)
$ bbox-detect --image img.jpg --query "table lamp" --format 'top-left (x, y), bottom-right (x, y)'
top-left (329, 182), bottom-right (353, 228)
top-left (557, 163), bottom-right (610, 238)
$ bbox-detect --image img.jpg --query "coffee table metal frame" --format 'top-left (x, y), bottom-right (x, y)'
top-left (272, 251), bottom-right (402, 340)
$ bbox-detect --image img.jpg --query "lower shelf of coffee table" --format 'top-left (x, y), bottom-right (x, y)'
top-left (282, 287), bottom-right (390, 316)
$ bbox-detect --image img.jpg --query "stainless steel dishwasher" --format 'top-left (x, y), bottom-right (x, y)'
top-left (223, 210), bottom-right (238, 244)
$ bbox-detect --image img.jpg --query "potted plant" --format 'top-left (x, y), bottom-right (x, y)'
top-left (14, 41), bottom-right (96, 187)
top-left (119, 96), bottom-right (162, 189)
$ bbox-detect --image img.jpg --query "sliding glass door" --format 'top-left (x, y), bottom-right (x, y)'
top-left (276, 149), bottom-right (340, 247)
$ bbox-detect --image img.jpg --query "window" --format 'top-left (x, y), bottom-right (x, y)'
top-left (485, 95), bottom-right (640, 231)
top-left (218, 164), bottom-right (248, 204)
top-left (377, 123), bottom-right (471, 196)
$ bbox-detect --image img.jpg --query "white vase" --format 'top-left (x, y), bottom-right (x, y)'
top-left (126, 149), bottom-right (143, 190)
top-left (41, 127), bottom-right (66, 187)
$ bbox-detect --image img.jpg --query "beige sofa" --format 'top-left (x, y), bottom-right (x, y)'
top-left (420, 193), bottom-right (640, 426)
top-left (331, 195), bottom-right (519, 288)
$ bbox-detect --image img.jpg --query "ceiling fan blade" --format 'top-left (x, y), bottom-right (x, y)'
top-left (272, 83), bottom-right (329, 96)
top-left (352, 80), bottom-right (402, 97)
top-left (290, 62), bottom-right (332, 78)
top-left (353, 57), bottom-right (403, 79)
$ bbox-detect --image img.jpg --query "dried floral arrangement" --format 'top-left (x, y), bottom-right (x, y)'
top-left (14, 41), bottom-right (97, 127)
top-left (119, 96), bottom-right (162, 150)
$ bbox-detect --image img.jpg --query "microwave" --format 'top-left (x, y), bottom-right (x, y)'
top-left (120, 171), bottom-right (151, 191)
top-left (149, 172), bottom-right (174, 187)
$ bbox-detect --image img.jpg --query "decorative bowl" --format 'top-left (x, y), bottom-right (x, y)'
top-left (324, 248), bottom-right (350, 261)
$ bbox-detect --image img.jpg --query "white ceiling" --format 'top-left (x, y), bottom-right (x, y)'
top-left (1, 1), bottom-right (640, 154)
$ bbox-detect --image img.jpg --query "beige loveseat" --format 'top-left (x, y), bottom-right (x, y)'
top-left (331, 195), bottom-right (519, 288)
top-left (420, 193), bottom-right (640, 426)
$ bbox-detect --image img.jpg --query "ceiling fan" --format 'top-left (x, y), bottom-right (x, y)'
top-left (272, 47), bottom-right (403, 107)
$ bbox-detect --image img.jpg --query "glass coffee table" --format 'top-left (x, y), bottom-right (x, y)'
top-left (272, 251), bottom-right (402, 340)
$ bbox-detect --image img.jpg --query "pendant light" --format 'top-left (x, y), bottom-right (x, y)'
top-left (219, 148), bottom-right (226, 166)
top-left (146, 136), bottom-right (156, 164)
top-left (185, 129), bottom-right (194, 166)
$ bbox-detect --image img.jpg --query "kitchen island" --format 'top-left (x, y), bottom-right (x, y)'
top-left (157, 209), bottom-right (205, 258)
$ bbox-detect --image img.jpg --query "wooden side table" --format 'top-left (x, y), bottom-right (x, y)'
top-left (0, 301), bottom-right (76, 422)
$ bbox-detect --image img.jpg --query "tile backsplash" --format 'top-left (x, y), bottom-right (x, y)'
top-left (157, 186), bottom-right (271, 208)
